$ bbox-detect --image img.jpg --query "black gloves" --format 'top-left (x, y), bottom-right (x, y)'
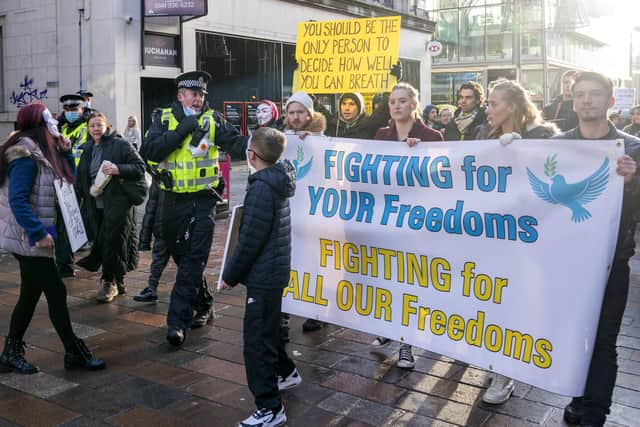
top-left (190, 120), bottom-right (210, 147)
top-left (390, 61), bottom-right (403, 81)
top-left (175, 115), bottom-right (199, 137)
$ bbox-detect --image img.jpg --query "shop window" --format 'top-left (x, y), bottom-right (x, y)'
top-left (459, 6), bottom-right (485, 62)
top-left (196, 32), bottom-right (297, 111)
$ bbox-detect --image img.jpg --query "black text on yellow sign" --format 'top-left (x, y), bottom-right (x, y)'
top-left (293, 16), bottom-right (401, 94)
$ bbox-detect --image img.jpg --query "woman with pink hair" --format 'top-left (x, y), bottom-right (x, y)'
top-left (0, 102), bottom-right (105, 374)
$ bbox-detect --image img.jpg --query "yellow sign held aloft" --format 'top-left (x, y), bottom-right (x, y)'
top-left (293, 16), bottom-right (401, 94)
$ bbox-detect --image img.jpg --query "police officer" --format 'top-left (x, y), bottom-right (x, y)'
top-left (59, 94), bottom-right (88, 167)
top-left (140, 71), bottom-right (246, 347)
top-left (76, 89), bottom-right (96, 121)
top-left (54, 94), bottom-right (88, 278)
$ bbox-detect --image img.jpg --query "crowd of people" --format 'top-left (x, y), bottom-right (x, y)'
top-left (0, 67), bottom-right (638, 427)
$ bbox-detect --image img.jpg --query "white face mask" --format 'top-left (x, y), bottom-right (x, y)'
top-left (42, 108), bottom-right (60, 137)
top-left (183, 106), bottom-right (197, 117)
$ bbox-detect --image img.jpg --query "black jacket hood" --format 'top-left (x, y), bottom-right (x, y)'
top-left (249, 160), bottom-right (296, 198)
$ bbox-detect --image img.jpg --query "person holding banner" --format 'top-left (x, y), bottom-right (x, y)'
top-left (374, 83), bottom-right (444, 144)
top-left (75, 112), bottom-right (145, 303)
top-left (373, 82), bottom-right (443, 369)
top-left (219, 127), bottom-right (299, 427)
top-left (477, 79), bottom-right (559, 141)
top-left (284, 91), bottom-right (328, 333)
top-left (0, 102), bottom-right (105, 373)
top-left (553, 72), bottom-right (640, 427)
top-left (474, 79), bottom-right (558, 405)
top-left (284, 91), bottom-right (327, 138)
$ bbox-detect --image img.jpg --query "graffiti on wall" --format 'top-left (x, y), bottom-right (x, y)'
top-left (9, 76), bottom-right (48, 107)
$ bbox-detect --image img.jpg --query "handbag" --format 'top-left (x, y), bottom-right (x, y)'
top-left (119, 172), bottom-right (150, 206)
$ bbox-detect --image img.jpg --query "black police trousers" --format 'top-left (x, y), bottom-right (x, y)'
top-left (162, 191), bottom-right (215, 330)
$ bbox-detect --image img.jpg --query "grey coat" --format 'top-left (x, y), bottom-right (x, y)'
top-left (0, 137), bottom-right (57, 257)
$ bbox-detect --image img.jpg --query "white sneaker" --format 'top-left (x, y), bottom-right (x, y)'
top-left (238, 406), bottom-right (286, 427)
top-left (278, 368), bottom-right (302, 391)
top-left (397, 344), bottom-right (415, 369)
top-left (371, 337), bottom-right (391, 346)
top-left (482, 373), bottom-right (515, 404)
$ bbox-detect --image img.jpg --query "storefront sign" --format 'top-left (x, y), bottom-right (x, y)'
top-left (280, 136), bottom-right (623, 396)
top-left (144, 0), bottom-right (207, 17)
top-left (427, 40), bottom-right (443, 56)
top-left (143, 33), bottom-right (180, 67)
top-left (293, 16), bottom-right (401, 93)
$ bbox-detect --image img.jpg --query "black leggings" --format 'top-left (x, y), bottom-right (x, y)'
top-left (9, 255), bottom-right (76, 349)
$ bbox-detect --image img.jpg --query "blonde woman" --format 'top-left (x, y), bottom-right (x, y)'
top-left (477, 79), bottom-right (558, 140)
top-left (477, 79), bottom-right (557, 405)
top-left (123, 115), bottom-right (142, 150)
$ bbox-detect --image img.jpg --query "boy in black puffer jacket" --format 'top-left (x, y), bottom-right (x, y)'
top-left (219, 127), bottom-right (300, 427)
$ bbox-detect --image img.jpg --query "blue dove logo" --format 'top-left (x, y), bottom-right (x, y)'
top-left (291, 145), bottom-right (313, 181)
top-left (527, 155), bottom-right (609, 223)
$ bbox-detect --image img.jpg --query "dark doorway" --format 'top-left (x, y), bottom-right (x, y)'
top-left (141, 77), bottom-right (176, 134)
top-left (196, 32), bottom-right (296, 111)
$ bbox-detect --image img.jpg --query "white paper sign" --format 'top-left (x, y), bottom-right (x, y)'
top-left (280, 136), bottom-right (624, 396)
top-left (218, 205), bottom-right (244, 291)
top-left (54, 179), bottom-right (88, 252)
top-left (613, 87), bottom-right (636, 112)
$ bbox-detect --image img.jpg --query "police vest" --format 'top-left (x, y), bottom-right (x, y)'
top-left (61, 122), bottom-right (88, 166)
top-left (158, 108), bottom-right (218, 193)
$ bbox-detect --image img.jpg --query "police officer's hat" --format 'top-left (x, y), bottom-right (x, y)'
top-left (76, 89), bottom-right (94, 99)
top-left (176, 71), bottom-right (211, 94)
top-left (59, 94), bottom-right (84, 107)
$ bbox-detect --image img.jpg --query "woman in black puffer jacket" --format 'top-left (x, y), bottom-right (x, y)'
top-left (75, 112), bottom-right (145, 303)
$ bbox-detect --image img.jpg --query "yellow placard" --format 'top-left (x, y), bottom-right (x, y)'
top-left (293, 16), bottom-right (401, 94)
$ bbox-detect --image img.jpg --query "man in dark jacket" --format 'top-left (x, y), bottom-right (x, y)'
top-left (543, 70), bottom-right (579, 131)
top-left (140, 71), bottom-right (247, 346)
top-left (317, 92), bottom-right (390, 139)
top-left (443, 81), bottom-right (487, 141)
top-left (220, 127), bottom-right (299, 427)
top-left (554, 72), bottom-right (640, 427)
top-left (622, 105), bottom-right (640, 137)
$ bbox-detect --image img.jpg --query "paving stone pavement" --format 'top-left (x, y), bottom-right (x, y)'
top-left (0, 161), bottom-right (637, 426)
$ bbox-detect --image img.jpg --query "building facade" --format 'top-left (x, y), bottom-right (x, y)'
top-left (0, 0), bottom-right (435, 136)
top-left (426, 0), bottom-right (622, 107)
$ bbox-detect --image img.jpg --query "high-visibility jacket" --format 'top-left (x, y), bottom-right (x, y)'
top-left (61, 122), bottom-right (88, 166)
top-left (158, 108), bottom-right (218, 193)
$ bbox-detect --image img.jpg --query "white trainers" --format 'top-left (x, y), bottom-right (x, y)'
top-left (482, 373), bottom-right (515, 404)
top-left (238, 406), bottom-right (286, 427)
top-left (397, 344), bottom-right (415, 369)
top-left (278, 368), bottom-right (302, 391)
top-left (371, 337), bottom-right (391, 346)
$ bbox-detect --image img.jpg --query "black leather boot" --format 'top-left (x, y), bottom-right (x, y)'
top-left (64, 337), bottom-right (106, 371)
top-left (0, 337), bottom-right (39, 374)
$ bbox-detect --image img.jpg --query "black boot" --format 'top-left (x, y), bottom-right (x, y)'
top-left (564, 397), bottom-right (584, 425)
top-left (0, 337), bottom-right (39, 374)
top-left (64, 337), bottom-right (106, 371)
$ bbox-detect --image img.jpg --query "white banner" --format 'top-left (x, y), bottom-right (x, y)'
top-left (54, 179), bottom-right (88, 252)
top-left (281, 136), bottom-right (624, 396)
